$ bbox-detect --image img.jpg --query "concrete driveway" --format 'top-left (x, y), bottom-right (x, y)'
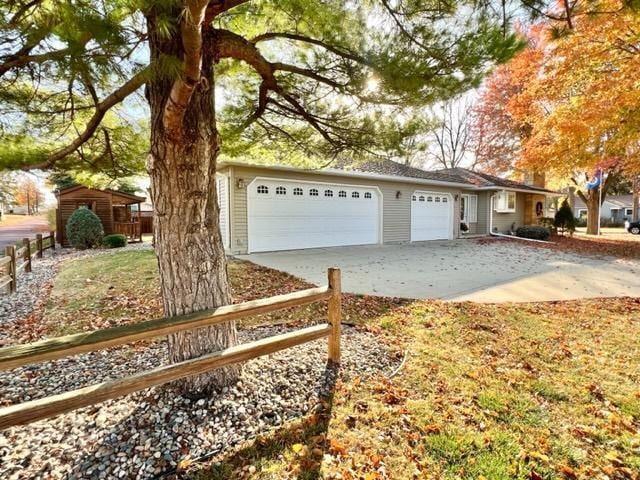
top-left (239, 239), bottom-right (640, 302)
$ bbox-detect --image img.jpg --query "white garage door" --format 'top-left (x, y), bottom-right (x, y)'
top-left (411, 191), bottom-right (452, 241)
top-left (247, 178), bottom-right (380, 253)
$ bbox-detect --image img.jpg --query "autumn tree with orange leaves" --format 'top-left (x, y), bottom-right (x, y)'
top-left (472, 0), bottom-right (640, 233)
top-left (469, 27), bottom-right (544, 176)
top-left (15, 177), bottom-right (45, 215)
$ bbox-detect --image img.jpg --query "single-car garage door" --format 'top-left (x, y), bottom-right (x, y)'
top-left (411, 191), bottom-right (452, 241)
top-left (247, 178), bottom-right (381, 253)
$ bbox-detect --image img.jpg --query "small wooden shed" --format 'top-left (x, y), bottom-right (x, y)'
top-left (55, 185), bottom-right (147, 246)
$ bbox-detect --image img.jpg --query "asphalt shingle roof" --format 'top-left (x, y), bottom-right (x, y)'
top-left (334, 159), bottom-right (471, 185)
top-left (335, 161), bottom-right (556, 192)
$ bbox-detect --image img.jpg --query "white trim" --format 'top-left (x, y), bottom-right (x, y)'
top-left (219, 160), bottom-right (560, 195)
top-left (475, 186), bottom-right (560, 195)
top-left (410, 190), bottom-right (454, 241)
top-left (494, 190), bottom-right (517, 213)
top-left (221, 160), bottom-right (474, 189)
top-left (246, 176), bottom-right (383, 253)
top-left (461, 193), bottom-right (478, 224)
top-left (215, 173), bottom-right (231, 250)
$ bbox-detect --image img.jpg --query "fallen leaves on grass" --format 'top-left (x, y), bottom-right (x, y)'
top-left (486, 234), bottom-right (640, 260)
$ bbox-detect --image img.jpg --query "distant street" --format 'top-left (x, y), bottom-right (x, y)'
top-left (0, 215), bottom-right (50, 249)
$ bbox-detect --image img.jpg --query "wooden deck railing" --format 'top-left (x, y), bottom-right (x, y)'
top-left (113, 221), bottom-right (141, 241)
top-left (0, 268), bottom-right (342, 430)
top-left (0, 231), bottom-right (55, 293)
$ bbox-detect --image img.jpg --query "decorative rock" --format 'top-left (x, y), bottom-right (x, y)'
top-left (0, 244), bottom-right (401, 479)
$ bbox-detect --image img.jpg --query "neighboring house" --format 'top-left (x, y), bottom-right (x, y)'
top-left (8, 205), bottom-right (28, 215)
top-left (55, 185), bottom-right (147, 246)
top-left (573, 194), bottom-right (635, 224)
top-left (216, 160), bottom-right (557, 254)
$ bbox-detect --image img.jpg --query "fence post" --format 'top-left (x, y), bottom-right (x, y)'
top-left (36, 234), bottom-right (43, 258)
top-left (49, 231), bottom-right (55, 251)
top-left (4, 246), bottom-right (16, 293)
top-left (22, 238), bottom-right (32, 273)
top-left (327, 267), bottom-right (341, 364)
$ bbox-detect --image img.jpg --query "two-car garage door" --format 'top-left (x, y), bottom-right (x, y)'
top-left (247, 179), bottom-right (381, 253)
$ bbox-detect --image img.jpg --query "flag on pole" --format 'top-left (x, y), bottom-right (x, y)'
top-left (586, 169), bottom-right (602, 190)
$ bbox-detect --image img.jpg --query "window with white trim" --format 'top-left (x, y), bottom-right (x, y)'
top-left (419, 196), bottom-right (425, 202)
top-left (626, 208), bottom-right (633, 216)
top-left (495, 191), bottom-right (516, 213)
top-left (257, 185), bottom-right (269, 194)
top-left (338, 190), bottom-right (347, 198)
top-left (293, 187), bottom-right (303, 196)
top-left (309, 188), bottom-right (319, 196)
top-left (324, 189), bottom-right (333, 197)
top-left (352, 191), bottom-right (360, 199)
top-left (426, 196), bottom-right (432, 202)
top-left (276, 186), bottom-right (286, 195)
top-left (435, 197), bottom-right (441, 202)
top-left (461, 194), bottom-right (478, 223)
top-left (412, 195), bottom-right (416, 201)
top-left (364, 192), bottom-right (372, 199)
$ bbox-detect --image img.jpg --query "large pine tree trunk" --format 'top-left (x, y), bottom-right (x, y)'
top-left (146, 18), bottom-right (239, 396)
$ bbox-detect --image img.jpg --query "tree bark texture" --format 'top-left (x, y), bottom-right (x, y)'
top-left (585, 192), bottom-right (600, 235)
top-left (146, 16), bottom-right (239, 396)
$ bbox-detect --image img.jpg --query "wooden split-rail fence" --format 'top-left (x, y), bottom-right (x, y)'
top-left (0, 268), bottom-right (342, 430)
top-left (0, 231), bottom-right (56, 294)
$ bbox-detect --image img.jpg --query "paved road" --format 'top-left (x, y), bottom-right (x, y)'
top-left (0, 216), bottom-right (50, 249)
top-left (240, 239), bottom-right (640, 303)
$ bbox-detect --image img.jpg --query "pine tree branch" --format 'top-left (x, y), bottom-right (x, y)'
top-left (205, 0), bottom-right (251, 22)
top-left (26, 68), bottom-right (149, 170)
top-left (212, 28), bottom-right (343, 146)
top-left (251, 32), bottom-right (370, 65)
top-left (0, 31), bottom-right (93, 79)
top-left (162, 0), bottom-right (210, 140)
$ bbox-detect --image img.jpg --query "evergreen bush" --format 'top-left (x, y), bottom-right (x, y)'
top-left (103, 234), bottom-right (127, 248)
top-left (516, 225), bottom-right (551, 241)
top-left (65, 207), bottom-right (104, 249)
top-left (554, 200), bottom-right (578, 235)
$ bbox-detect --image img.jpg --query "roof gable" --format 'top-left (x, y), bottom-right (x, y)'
top-left (56, 185), bottom-right (146, 204)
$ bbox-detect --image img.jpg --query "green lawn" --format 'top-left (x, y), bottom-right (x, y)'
top-left (39, 249), bottom-right (400, 337)
top-left (192, 299), bottom-right (640, 480)
top-left (32, 250), bottom-right (640, 479)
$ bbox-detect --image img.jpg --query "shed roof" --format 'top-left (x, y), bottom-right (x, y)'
top-left (56, 185), bottom-right (146, 205)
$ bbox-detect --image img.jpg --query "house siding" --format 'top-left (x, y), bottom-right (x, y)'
top-left (475, 191), bottom-right (490, 234)
top-left (461, 191), bottom-right (490, 235)
top-left (221, 165), bottom-right (468, 254)
top-left (491, 191), bottom-right (526, 233)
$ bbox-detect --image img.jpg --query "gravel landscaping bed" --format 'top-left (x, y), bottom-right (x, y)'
top-left (0, 326), bottom-right (401, 479)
